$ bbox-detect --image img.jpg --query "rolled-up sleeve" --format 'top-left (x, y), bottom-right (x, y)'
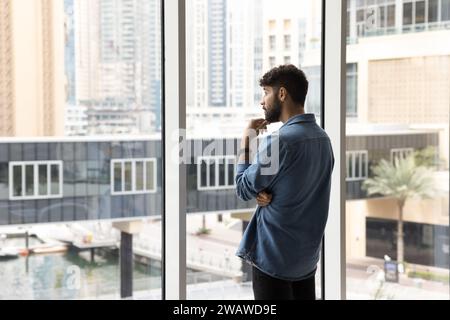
top-left (235, 134), bottom-right (289, 201)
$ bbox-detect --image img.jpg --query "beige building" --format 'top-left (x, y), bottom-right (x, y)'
top-left (262, 0), bottom-right (306, 71)
top-left (0, 0), bottom-right (64, 137)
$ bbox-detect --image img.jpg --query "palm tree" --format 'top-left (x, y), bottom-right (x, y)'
top-left (362, 155), bottom-right (436, 265)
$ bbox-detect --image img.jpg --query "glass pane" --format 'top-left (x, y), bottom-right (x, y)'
top-left (387, 4), bottom-right (395, 27)
top-left (227, 159), bottom-right (235, 186)
top-left (186, 0), bottom-right (323, 300)
top-left (208, 160), bottom-right (216, 187)
top-left (347, 64), bottom-right (358, 117)
top-left (0, 0), bottom-right (163, 300)
top-left (13, 166), bottom-right (22, 197)
top-left (355, 154), bottom-right (361, 178)
top-left (50, 164), bottom-right (59, 195)
top-left (428, 0), bottom-right (439, 23)
top-left (415, 1), bottom-right (425, 24)
top-left (145, 161), bottom-right (154, 191)
top-left (361, 153), bottom-right (367, 177)
top-left (379, 5), bottom-right (386, 28)
top-left (403, 3), bottom-right (413, 25)
top-left (25, 165), bottom-right (34, 196)
top-left (349, 154), bottom-right (354, 179)
top-left (442, 0), bottom-right (450, 21)
top-left (38, 164), bottom-right (48, 196)
top-left (346, 0), bottom-right (449, 300)
top-left (114, 162), bottom-right (122, 192)
top-left (218, 161), bottom-right (226, 186)
top-left (200, 160), bottom-right (207, 188)
top-left (135, 161), bottom-right (144, 191)
top-left (124, 162), bottom-right (132, 192)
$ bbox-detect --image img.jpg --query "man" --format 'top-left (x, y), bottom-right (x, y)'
top-left (235, 65), bottom-right (334, 300)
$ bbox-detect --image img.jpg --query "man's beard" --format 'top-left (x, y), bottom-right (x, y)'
top-left (265, 97), bottom-right (282, 123)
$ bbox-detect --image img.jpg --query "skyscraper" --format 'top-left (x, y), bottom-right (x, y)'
top-left (208, 0), bottom-right (227, 107)
top-left (72, 0), bottom-right (161, 134)
top-left (186, 0), bottom-right (263, 136)
top-left (227, 0), bottom-right (263, 109)
top-left (64, 0), bottom-right (76, 106)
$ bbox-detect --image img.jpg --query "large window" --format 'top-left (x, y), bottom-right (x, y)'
top-left (0, 0), bottom-right (163, 300)
top-left (186, 0), bottom-right (323, 300)
top-left (346, 0), bottom-right (449, 300)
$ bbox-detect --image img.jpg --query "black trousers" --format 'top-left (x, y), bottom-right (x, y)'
top-left (252, 266), bottom-right (316, 300)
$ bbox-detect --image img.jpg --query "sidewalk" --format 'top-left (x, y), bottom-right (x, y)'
top-left (139, 214), bottom-right (449, 300)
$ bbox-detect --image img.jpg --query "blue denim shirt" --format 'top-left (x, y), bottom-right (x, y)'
top-left (235, 113), bottom-right (334, 281)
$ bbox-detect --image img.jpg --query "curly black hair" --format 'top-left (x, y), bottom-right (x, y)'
top-left (259, 64), bottom-right (308, 106)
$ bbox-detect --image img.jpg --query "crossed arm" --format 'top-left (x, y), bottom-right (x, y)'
top-left (235, 119), bottom-right (281, 207)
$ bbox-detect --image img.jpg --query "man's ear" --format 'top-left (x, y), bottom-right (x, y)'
top-left (278, 87), bottom-right (287, 102)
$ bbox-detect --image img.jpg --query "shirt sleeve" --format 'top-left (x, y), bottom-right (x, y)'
top-left (235, 134), bottom-right (289, 201)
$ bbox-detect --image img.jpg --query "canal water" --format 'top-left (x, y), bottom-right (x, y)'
top-left (0, 237), bottom-right (220, 299)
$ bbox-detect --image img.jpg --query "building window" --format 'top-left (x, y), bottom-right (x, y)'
top-left (387, 4), bottom-right (396, 27)
top-left (111, 158), bottom-right (157, 195)
top-left (346, 63), bottom-right (358, 117)
top-left (391, 148), bottom-right (414, 163)
top-left (9, 161), bottom-right (63, 200)
top-left (428, 0), bottom-right (439, 22)
top-left (269, 35), bottom-right (276, 51)
top-left (269, 56), bottom-right (276, 68)
top-left (415, 0), bottom-right (426, 24)
top-left (197, 156), bottom-right (236, 190)
top-left (268, 19), bottom-right (276, 31)
top-left (284, 35), bottom-right (291, 50)
top-left (442, 0), bottom-right (450, 21)
top-left (283, 19), bottom-right (291, 30)
top-left (284, 56), bottom-right (291, 64)
top-left (346, 151), bottom-right (368, 181)
top-left (403, 2), bottom-right (413, 25)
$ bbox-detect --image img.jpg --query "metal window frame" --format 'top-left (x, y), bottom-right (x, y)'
top-left (9, 160), bottom-right (63, 200)
top-left (162, 0), bottom-right (187, 300)
top-left (323, 0), bottom-right (347, 300)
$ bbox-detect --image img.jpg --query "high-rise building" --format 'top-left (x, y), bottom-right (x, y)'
top-left (186, 0), bottom-right (263, 136)
top-left (0, 0), bottom-right (65, 137)
top-left (186, 0), bottom-right (208, 109)
top-left (227, 0), bottom-right (263, 109)
top-left (261, 0), bottom-right (311, 114)
top-left (208, 0), bottom-right (227, 107)
top-left (262, 0), bottom-right (306, 71)
top-left (72, 0), bottom-right (161, 134)
top-left (64, 0), bottom-right (76, 106)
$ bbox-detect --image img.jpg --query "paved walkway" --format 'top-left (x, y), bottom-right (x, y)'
top-left (138, 214), bottom-right (449, 300)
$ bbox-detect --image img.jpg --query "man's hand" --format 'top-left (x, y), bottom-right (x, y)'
top-left (239, 119), bottom-right (268, 163)
top-left (246, 119), bottom-right (268, 136)
top-left (256, 191), bottom-right (272, 207)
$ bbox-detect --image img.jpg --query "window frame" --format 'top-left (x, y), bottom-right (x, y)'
top-left (197, 155), bottom-right (236, 191)
top-left (162, 0), bottom-right (347, 300)
top-left (346, 150), bottom-right (369, 181)
top-left (110, 158), bottom-right (157, 195)
top-left (390, 147), bottom-right (414, 163)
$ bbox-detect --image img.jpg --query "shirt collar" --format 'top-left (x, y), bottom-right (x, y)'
top-left (280, 113), bottom-right (316, 129)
